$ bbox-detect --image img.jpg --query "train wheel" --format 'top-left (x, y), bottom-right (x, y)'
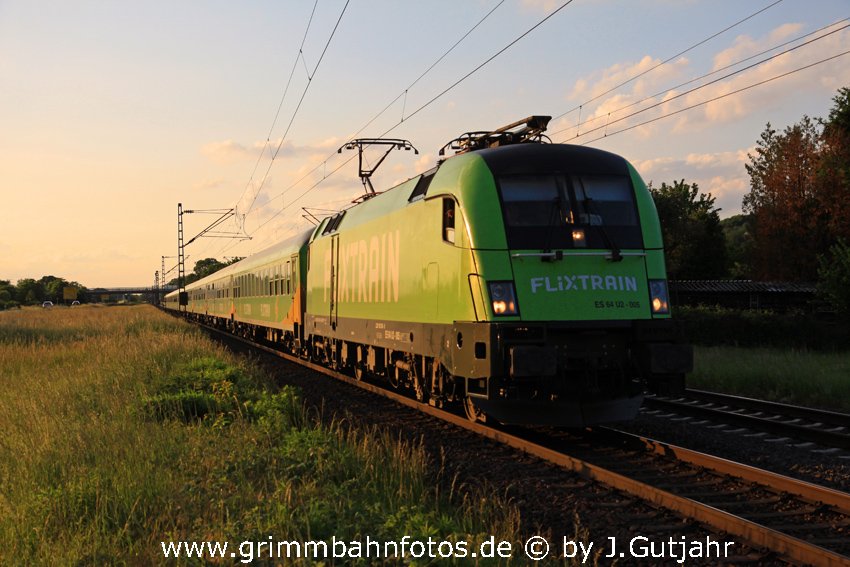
top-left (352, 345), bottom-right (366, 381)
top-left (388, 367), bottom-right (400, 389)
top-left (310, 342), bottom-right (322, 364)
top-left (463, 396), bottom-right (487, 424)
top-left (329, 341), bottom-right (340, 370)
top-left (414, 379), bottom-right (427, 402)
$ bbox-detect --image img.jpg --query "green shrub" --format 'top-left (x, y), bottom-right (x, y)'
top-left (818, 238), bottom-right (850, 314)
top-left (676, 305), bottom-right (850, 350)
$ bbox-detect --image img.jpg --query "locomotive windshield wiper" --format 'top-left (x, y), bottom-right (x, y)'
top-left (541, 196), bottom-right (564, 262)
top-left (582, 196), bottom-right (623, 262)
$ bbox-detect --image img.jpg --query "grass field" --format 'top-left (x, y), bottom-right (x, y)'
top-left (0, 305), bottom-right (525, 565)
top-left (688, 346), bottom-right (850, 412)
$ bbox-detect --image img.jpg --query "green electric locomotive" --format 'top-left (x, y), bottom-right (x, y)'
top-left (166, 116), bottom-right (692, 427)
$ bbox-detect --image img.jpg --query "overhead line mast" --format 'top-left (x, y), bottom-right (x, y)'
top-left (176, 205), bottom-right (250, 309)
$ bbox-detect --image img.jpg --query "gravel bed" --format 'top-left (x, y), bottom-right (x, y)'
top-left (617, 409), bottom-right (850, 494)
top-left (215, 335), bottom-right (767, 565)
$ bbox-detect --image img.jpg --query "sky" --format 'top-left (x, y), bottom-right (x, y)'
top-left (1, 0), bottom-right (849, 287)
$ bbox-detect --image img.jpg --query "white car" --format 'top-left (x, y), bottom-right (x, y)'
top-left (42, 301), bottom-right (54, 308)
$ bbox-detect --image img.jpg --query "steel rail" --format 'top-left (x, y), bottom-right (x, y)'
top-left (598, 427), bottom-right (850, 516)
top-left (685, 388), bottom-right (850, 428)
top-left (192, 320), bottom-right (850, 566)
top-left (645, 391), bottom-right (850, 450)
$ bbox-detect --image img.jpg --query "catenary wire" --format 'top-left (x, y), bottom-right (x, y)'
top-left (554, 21), bottom-right (850, 143)
top-left (238, 0), bottom-right (508, 234)
top-left (234, 0), bottom-right (320, 227)
top-left (241, 0), bottom-right (351, 220)
top-left (387, 0), bottom-right (575, 129)
top-left (550, 17), bottom-right (850, 139)
top-left (192, 1), bottom-right (349, 262)
top-left (240, 0), bottom-right (578, 249)
top-left (552, 0), bottom-right (784, 125)
top-left (575, 49), bottom-right (850, 146)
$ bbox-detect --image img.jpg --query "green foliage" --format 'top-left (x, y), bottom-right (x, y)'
top-left (167, 257), bottom-right (243, 286)
top-left (192, 258), bottom-right (228, 280)
top-left (826, 86), bottom-right (850, 133)
top-left (720, 214), bottom-right (753, 279)
top-left (649, 179), bottom-right (727, 279)
top-left (688, 346), bottom-right (850, 412)
top-left (15, 278), bottom-right (44, 305)
top-left (141, 356), bottom-right (271, 425)
top-left (0, 280), bottom-right (19, 310)
top-left (818, 239), bottom-right (850, 314)
top-left (0, 275), bottom-right (89, 307)
top-left (676, 305), bottom-right (850, 350)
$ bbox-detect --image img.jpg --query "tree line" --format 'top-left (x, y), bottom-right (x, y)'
top-left (0, 276), bottom-right (89, 309)
top-left (164, 257), bottom-right (243, 287)
top-left (650, 86), bottom-right (850, 311)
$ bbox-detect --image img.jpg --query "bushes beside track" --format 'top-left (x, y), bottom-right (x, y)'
top-left (676, 305), bottom-right (850, 350)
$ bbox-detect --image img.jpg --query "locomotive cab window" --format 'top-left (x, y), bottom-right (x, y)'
top-left (409, 168), bottom-right (436, 202)
top-left (442, 198), bottom-right (455, 244)
top-left (497, 173), bottom-right (642, 250)
top-left (571, 175), bottom-right (638, 227)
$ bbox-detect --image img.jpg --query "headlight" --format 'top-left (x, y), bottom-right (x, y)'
top-left (488, 281), bottom-right (519, 316)
top-left (649, 279), bottom-right (670, 315)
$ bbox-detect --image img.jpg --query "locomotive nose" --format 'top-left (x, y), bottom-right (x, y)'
top-left (509, 251), bottom-right (651, 322)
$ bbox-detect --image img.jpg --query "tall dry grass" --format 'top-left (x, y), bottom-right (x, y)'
top-left (0, 306), bottom-right (528, 565)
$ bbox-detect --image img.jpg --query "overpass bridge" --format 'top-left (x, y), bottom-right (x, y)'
top-left (90, 285), bottom-right (177, 302)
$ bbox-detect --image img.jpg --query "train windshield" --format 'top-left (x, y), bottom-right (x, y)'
top-left (497, 173), bottom-right (643, 250)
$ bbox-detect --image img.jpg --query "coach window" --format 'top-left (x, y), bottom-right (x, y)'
top-left (285, 261), bottom-right (291, 295)
top-left (442, 198), bottom-right (455, 244)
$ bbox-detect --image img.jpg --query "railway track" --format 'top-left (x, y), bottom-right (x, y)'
top-left (645, 389), bottom-right (850, 452)
top-left (540, 426), bottom-right (850, 565)
top-left (193, 321), bottom-right (850, 565)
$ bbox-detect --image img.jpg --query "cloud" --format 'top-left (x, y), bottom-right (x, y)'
top-left (520, 0), bottom-right (561, 14)
top-left (192, 178), bottom-right (225, 191)
top-left (201, 139), bottom-right (268, 164)
top-left (671, 23), bottom-right (850, 131)
top-left (555, 55), bottom-right (689, 141)
top-left (712, 24), bottom-right (804, 71)
top-left (556, 22), bottom-right (850, 142)
top-left (633, 148), bottom-right (752, 215)
top-left (566, 55), bottom-right (689, 103)
top-left (201, 136), bottom-right (344, 165)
